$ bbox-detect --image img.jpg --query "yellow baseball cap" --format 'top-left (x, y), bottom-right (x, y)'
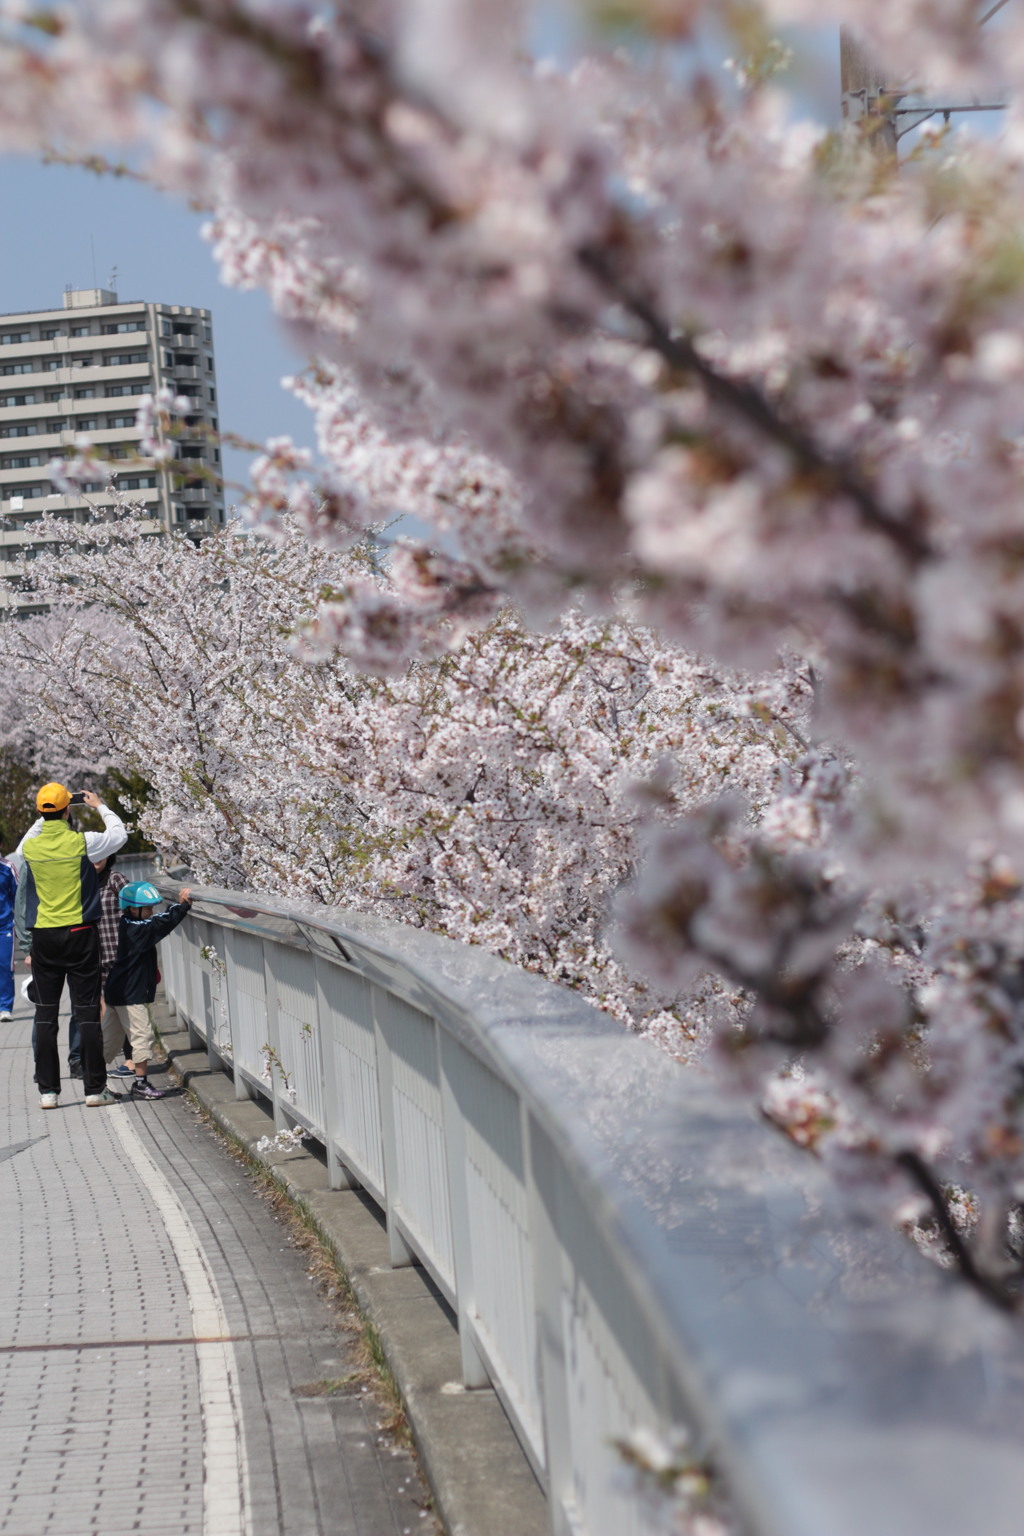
top-left (36, 782), bottom-right (71, 812)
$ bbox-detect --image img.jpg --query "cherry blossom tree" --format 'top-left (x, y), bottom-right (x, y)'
top-left (6, 506), bottom-right (811, 1063)
top-left (4, 0), bottom-right (1024, 1296)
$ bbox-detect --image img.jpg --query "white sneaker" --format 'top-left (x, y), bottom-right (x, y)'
top-left (39, 1092), bottom-right (58, 1110)
top-left (85, 1088), bottom-right (123, 1108)
top-left (0, 1011), bottom-right (12, 1022)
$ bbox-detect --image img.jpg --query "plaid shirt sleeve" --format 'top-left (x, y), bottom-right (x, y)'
top-left (99, 874), bottom-right (128, 976)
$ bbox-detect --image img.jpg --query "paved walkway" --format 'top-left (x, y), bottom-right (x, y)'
top-left (0, 985), bottom-right (427, 1536)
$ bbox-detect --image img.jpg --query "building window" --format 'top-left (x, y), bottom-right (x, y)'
top-left (2, 394), bottom-right (35, 407)
top-left (41, 328), bottom-right (63, 340)
top-left (73, 387), bottom-right (96, 399)
top-left (202, 326), bottom-right (212, 343)
top-left (174, 505), bottom-right (186, 522)
top-left (104, 384), bottom-right (138, 398)
top-left (0, 425), bottom-right (35, 438)
top-left (121, 476), bottom-right (156, 490)
top-left (208, 387), bottom-right (216, 402)
top-left (107, 415), bottom-right (135, 428)
top-left (71, 325), bottom-right (91, 337)
top-left (205, 356), bottom-right (214, 372)
top-left (174, 353), bottom-right (197, 367)
top-left (1, 362), bottom-right (34, 376)
top-left (1, 332), bottom-right (30, 346)
top-left (43, 359), bottom-right (61, 372)
top-left (177, 384), bottom-right (201, 398)
top-left (105, 351), bottom-right (148, 367)
top-left (101, 320), bottom-right (145, 334)
top-left (77, 419), bottom-right (98, 431)
top-left (45, 420), bottom-right (65, 433)
top-left (180, 446), bottom-right (204, 460)
top-left (108, 447), bottom-right (129, 460)
top-left (44, 390), bottom-right (61, 403)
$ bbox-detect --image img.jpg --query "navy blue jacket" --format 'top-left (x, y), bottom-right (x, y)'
top-left (0, 860), bottom-right (16, 929)
top-left (104, 900), bottom-right (192, 1006)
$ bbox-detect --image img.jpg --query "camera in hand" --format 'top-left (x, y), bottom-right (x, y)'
top-left (69, 791), bottom-right (88, 805)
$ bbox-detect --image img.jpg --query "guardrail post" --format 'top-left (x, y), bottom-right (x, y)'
top-left (527, 1117), bottom-right (576, 1536)
top-left (315, 954), bottom-right (357, 1191)
top-left (220, 930), bottom-right (253, 1100)
top-left (438, 1033), bottom-right (490, 1389)
top-left (162, 937), bottom-right (177, 1018)
top-left (180, 929), bottom-right (206, 1055)
top-left (262, 940), bottom-right (289, 1133)
top-left (372, 985), bottom-right (415, 1267)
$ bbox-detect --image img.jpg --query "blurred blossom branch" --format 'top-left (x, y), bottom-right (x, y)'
top-left (5, 0), bottom-right (1024, 1300)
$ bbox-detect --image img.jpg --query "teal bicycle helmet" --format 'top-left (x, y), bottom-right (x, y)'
top-left (119, 881), bottom-right (163, 911)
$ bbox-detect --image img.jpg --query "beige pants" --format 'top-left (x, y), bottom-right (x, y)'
top-left (102, 1003), bottom-right (153, 1065)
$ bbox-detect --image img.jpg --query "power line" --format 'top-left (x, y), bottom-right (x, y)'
top-left (980, 0), bottom-right (1013, 27)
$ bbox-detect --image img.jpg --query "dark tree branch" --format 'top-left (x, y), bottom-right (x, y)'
top-left (577, 245), bottom-right (934, 566)
top-left (896, 1149), bottom-right (1015, 1310)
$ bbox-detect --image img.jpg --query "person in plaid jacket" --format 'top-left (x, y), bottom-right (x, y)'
top-left (94, 855), bottom-right (132, 1075)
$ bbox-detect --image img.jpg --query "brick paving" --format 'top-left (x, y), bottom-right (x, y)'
top-left (0, 986), bottom-right (429, 1536)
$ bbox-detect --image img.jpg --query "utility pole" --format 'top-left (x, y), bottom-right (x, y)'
top-left (839, 25), bottom-right (898, 156)
top-left (841, 13), bottom-right (1012, 155)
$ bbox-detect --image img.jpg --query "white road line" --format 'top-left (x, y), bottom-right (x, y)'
top-left (108, 1103), bottom-right (251, 1536)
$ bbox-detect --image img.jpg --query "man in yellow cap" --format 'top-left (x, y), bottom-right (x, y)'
top-left (14, 784), bottom-right (127, 1109)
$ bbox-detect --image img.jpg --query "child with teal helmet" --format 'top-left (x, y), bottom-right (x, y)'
top-left (103, 883), bottom-right (192, 1099)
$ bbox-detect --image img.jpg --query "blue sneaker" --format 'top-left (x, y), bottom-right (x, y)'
top-left (108, 1063), bottom-right (134, 1077)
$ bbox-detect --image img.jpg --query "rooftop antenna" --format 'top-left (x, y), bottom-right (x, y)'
top-left (108, 264), bottom-right (118, 293)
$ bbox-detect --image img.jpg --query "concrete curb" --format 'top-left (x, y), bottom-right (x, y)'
top-left (151, 994), bottom-right (548, 1536)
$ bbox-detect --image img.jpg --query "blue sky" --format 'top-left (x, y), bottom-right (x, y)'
top-left (1, 19), bottom-right (1007, 515)
top-left (0, 23), bottom-right (845, 510)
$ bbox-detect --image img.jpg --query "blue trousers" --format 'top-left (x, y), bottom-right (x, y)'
top-left (0, 927), bottom-right (13, 1013)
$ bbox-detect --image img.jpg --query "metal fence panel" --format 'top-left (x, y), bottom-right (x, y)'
top-left (317, 959), bottom-right (386, 1200)
top-left (373, 987), bottom-right (455, 1298)
top-left (224, 928), bottom-right (268, 1086)
top-left (442, 1034), bottom-right (542, 1464)
top-left (266, 940), bottom-right (324, 1133)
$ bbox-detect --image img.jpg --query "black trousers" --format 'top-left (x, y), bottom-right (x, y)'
top-left (32, 926), bottom-right (103, 1096)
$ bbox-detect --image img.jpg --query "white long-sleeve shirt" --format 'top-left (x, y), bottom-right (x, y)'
top-left (15, 803), bottom-right (128, 864)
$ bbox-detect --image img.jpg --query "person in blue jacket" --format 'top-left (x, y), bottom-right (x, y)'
top-left (0, 856), bottom-right (17, 1021)
top-left (102, 881), bottom-right (192, 1100)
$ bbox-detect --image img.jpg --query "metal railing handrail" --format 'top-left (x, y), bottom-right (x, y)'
top-left (160, 883), bottom-right (1024, 1536)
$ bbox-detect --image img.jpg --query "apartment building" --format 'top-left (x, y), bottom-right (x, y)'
top-left (0, 287), bottom-right (225, 606)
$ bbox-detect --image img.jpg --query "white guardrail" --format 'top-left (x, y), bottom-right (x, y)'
top-left (159, 887), bottom-right (1024, 1536)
